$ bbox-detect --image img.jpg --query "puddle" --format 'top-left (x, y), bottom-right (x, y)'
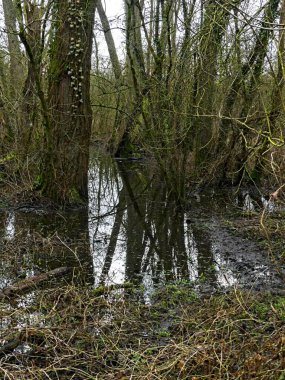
top-left (0, 155), bottom-right (283, 301)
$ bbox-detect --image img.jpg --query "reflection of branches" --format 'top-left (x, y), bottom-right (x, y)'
top-left (191, 224), bottom-right (217, 286)
top-left (99, 186), bottom-right (126, 284)
top-left (118, 163), bottom-right (160, 255)
top-left (89, 158), bottom-right (122, 247)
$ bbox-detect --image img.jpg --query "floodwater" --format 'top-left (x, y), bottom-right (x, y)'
top-left (0, 155), bottom-right (283, 300)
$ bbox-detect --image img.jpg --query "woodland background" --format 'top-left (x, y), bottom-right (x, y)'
top-left (0, 0), bottom-right (284, 203)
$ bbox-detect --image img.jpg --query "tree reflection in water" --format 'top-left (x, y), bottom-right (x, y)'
top-left (88, 157), bottom-right (228, 294)
top-left (0, 156), bottom-right (280, 299)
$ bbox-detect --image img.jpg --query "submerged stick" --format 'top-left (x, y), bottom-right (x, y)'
top-left (0, 267), bottom-right (72, 300)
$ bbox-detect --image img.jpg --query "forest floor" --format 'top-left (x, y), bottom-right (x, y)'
top-left (0, 179), bottom-right (285, 378)
top-left (1, 212), bottom-right (285, 379)
top-left (0, 283), bottom-right (285, 379)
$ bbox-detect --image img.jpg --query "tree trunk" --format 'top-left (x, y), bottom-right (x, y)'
top-left (2, 0), bottom-right (24, 99)
top-left (2, 0), bottom-right (24, 142)
top-left (115, 0), bottom-right (146, 156)
top-left (253, 0), bottom-right (285, 177)
top-left (20, 1), bottom-right (43, 155)
top-left (216, 0), bottom-right (280, 183)
top-left (40, 0), bottom-right (96, 204)
top-left (96, 0), bottom-right (122, 80)
top-left (192, 0), bottom-right (240, 164)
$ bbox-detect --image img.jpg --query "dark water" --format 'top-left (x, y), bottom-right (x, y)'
top-left (0, 156), bottom-right (283, 301)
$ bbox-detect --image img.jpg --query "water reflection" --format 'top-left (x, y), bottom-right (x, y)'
top-left (0, 206), bottom-right (94, 290)
top-left (4, 212), bottom-right (15, 240)
top-left (0, 156), bottom-right (282, 299)
top-left (88, 157), bottom-right (281, 294)
top-left (236, 189), bottom-right (280, 213)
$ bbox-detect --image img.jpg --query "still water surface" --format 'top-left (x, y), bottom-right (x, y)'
top-left (0, 156), bottom-right (282, 299)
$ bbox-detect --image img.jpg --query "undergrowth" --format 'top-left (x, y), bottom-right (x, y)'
top-left (0, 284), bottom-right (285, 379)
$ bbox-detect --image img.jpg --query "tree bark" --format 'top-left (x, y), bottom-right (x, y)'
top-left (2, 0), bottom-right (24, 98)
top-left (192, 0), bottom-right (241, 164)
top-left (40, 0), bottom-right (97, 204)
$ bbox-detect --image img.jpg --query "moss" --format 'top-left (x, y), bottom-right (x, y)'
top-left (33, 174), bottom-right (42, 190)
top-left (0, 151), bottom-right (15, 164)
top-left (68, 187), bottom-right (82, 203)
top-left (273, 297), bottom-right (285, 321)
top-left (253, 302), bottom-right (270, 320)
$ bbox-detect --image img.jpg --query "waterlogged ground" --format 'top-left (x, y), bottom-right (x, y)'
top-left (0, 155), bottom-right (284, 296)
top-left (0, 154), bottom-right (282, 294)
top-left (1, 155), bottom-right (285, 379)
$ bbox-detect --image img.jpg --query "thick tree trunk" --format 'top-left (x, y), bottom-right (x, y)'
top-left (41, 0), bottom-right (96, 204)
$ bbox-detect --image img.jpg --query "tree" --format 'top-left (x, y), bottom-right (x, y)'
top-left (39, 0), bottom-right (97, 204)
top-left (96, 0), bottom-right (122, 80)
top-left (2, 0), bottom-right (24, 143)
top-left (3, 0), bottom-right (23, 99)
top-left (191, 0), bottom-right (242, 164)
top-left (19, 0), bottom-right (44, 154)
top-left (2, 0), bottom-right (285, 202)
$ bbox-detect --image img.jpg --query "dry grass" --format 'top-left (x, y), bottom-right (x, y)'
top-left (1, 283), bottom-right (285, 379)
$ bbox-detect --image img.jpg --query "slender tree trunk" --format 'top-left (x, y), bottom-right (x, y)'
top-left (2, 0), bottom-right (24, 142)
top-left (20, 1), bottom-right (43, 154)
top-left (269, 0), bottom-right (285, 124)
top-left (96, 0), bottom-right (126, 153)
top-left (96, 0), bottom-right (122, 80)
top-left (2, 0), bottom-right (24, 99)
top-left (16, 0), bottom-right (50, 146)
top-left (216, 0), bottom-right (280, 183)
top-left (192, 0), bottom-right (240, 164)
top-left (253, 0), bottom-right (285, 176)
top-left (115, 0), bottom-right (146, 156)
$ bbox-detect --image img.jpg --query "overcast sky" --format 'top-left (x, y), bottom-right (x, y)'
top-left (104, 0), bottom-right (123, 19)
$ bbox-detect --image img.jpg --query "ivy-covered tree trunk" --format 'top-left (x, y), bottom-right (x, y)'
top-left (41, 0), bottom-right (96, 204)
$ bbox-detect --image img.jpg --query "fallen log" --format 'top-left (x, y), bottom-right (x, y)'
top-left (0, 267), bottom-right (72, 300)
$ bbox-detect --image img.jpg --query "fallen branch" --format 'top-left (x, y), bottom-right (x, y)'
top-left (0, 267), bottom-right (72, 300)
